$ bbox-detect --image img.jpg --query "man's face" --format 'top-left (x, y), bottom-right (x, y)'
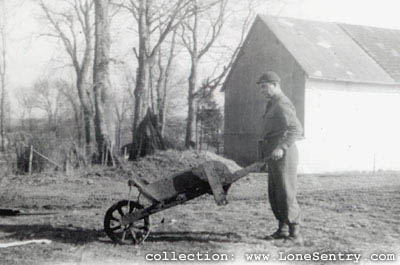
top-left (257, 81), bottom-right (276, 98)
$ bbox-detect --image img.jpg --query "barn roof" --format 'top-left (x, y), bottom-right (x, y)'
top-left (340, 23), bottom-right (400, 82)
top-left (257, 15), bottom-right (399, 85)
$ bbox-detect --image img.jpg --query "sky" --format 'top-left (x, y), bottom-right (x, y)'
top-left (274, 0), bottom-right (400, 28)
top-left (4, 0), bottom-right (400, 114)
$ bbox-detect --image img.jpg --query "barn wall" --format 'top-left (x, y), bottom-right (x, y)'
top-left (298, 79), bottom-right (400, 173)
top-left (224, 17), bottom-right (306, 165)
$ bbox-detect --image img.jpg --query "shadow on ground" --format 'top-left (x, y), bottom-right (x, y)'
top-left (0, 224), bottom-right (104, 245)
top-left (146, 231), bottom-right (242, 243)
top-left (0, 224), bottom-right (243, 245)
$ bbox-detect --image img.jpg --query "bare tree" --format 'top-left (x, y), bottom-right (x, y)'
top-left (16, 79), bottom-right (70, 141)
top-left (180, 0), bottom-right (227, 148)
top-left (93, 0), bottom-right (113, 163)
top-left (30, 80), bottom-right (63, 133)
top-left (180, 0), bottom-right (261, 148)
top-left (199, 0), bottom-right (259, 96)
top-left (113, 0), bottom-right (191, 136)
top-left (39, 0), bottom-right (95, 151)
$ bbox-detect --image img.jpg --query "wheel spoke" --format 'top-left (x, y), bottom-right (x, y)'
top-left (132, 224), bottom-right (146, 230)
top-left (129, 227), bottom-right (137, 242)
top-left (117, 207), bottom-right (124, 217)
top-left (111, 225), bottom-right (122, 231)
top-left (121, 230), bottom-right (127, 241)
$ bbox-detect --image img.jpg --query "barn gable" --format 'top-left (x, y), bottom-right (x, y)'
top-left (258, 15), bottom-right (397, 85)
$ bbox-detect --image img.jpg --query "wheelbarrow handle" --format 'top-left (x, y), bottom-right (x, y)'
top-left (231, 161), bottom-right (267, 183)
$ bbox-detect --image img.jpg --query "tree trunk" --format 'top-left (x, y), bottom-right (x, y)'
top-left (0, 66), bottom-right (5, 152)
top-left (71, 100), bottom-right (83, 147)
top-left (132, 0), bottom-right (151, 135)
top-left (185, 58), bottom-right (198, 148)
top-left (93, 0), bottom-right (112, 162)
top-left (155, 48), bottom-right (164, 132)
top-left (133, 59), bottom-right (151, 134)
top-left (0, 78), bottom-right (4, 153)
top-left (159, 29), bottom-right (177, 137)
top-left (115, 103), bottom-right (124, 152)
top-left (82, 107), bottom-right (92, 147)
top-left (76, 30), bottom-right (94, 152)
top-left (116, 122), bottom-right (121, 151)
top-left (159, 96), bottom-right (167, 137)
top-left (184, 3), bottom-right (198, 148)
top-left (76, 70), bottom-right (94, 149)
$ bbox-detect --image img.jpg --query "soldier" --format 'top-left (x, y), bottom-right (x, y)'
top-left (256, 71), bottom-right (304, 246)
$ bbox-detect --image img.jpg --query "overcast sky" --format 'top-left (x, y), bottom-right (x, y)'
top-left (5, 0), bottom-right (400, 111)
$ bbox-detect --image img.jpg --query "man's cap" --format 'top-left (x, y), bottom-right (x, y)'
top-left (256, 71), bottom-right (281, 84)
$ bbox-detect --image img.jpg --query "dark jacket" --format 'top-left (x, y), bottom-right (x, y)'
top-left (260, 93), bottom-right (303, 158)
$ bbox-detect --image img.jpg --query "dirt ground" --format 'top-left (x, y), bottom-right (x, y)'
top-left (1, 152), bottom-right (400, 265)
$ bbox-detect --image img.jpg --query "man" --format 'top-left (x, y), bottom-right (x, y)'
top-left (256, 71), bottom-right (303, 246)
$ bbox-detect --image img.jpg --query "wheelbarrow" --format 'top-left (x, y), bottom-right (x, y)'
top-left (103, 160), bottom-right (264, 245)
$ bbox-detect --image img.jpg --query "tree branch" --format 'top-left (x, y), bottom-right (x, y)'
top-left (197, 0), bottom-right (227, 59)
top-left (202, 0), bottom-right (256, 93)
top-left (149, 0), bottom-right (192, 59)
top-left (39, 1), bottom-right (81, 71)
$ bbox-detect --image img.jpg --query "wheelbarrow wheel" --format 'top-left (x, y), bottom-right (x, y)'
top-left (104, 200), bottom-right (151, 245)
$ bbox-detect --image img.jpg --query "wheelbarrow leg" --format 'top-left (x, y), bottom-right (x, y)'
top-left (198, 162), bottom-right (228, 206)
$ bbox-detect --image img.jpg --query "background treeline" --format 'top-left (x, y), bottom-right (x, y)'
top-left (0, 0), bottom-right (265, 173)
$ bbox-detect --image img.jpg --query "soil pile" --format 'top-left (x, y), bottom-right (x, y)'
top-left (123, 150), bottom-right (242, 182)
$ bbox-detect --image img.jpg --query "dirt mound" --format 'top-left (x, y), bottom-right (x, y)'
top-left (123, 150), bottom-right (242, 182)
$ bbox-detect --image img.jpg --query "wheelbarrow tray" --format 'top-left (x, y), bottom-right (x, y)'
top-left (129, 159), bottom-right (263, 204)
top-left (128, 169), bottom-right (210, 203)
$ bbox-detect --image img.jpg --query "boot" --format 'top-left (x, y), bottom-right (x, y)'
top-left (264, 221), bottom-right (289, 240)
top-left (286, 224), bottom-right (304, 246)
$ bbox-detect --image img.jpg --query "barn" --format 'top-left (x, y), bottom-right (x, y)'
top-left (223, 15), bottom-right (400, 173)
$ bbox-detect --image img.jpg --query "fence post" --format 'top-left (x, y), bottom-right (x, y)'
top-left (28, 145), bottom-right (33, 175)
top-left (373, 153), bottom-right (376, 173)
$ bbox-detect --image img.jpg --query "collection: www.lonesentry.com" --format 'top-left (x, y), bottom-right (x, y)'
top-left (144, 251), bottom-right (397, 263)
